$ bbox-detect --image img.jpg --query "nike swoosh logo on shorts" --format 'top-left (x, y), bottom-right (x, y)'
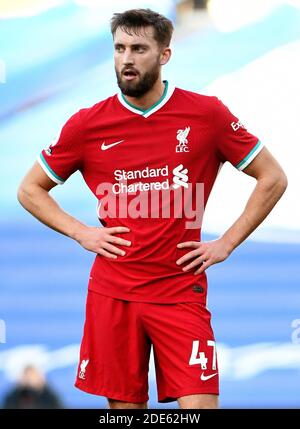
top-left (200, 372), bottom-right (218, 381)
top-left (101, 140), bottom-right (124, 150)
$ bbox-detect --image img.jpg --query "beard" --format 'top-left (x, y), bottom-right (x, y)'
top-left (115, 59), bottom-right (160, 98)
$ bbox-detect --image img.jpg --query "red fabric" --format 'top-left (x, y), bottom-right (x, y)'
top-left (75, 289), bottom-right (219, 402)
top-left (39, 86), bottom-right (260, 303)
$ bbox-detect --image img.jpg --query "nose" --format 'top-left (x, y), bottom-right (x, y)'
top-left (122, 48), bottom-right (134, 66)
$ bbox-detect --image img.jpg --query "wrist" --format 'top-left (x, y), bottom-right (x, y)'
top-left (219, 234), bottom-right (236, 255)
top-left (69, 222), bottom-right (88, 242)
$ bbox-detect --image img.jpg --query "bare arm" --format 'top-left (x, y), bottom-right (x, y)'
top-left (220, 146), bottom-right (288, 251)
top-left (17, 162), bottom-right (131, 258)
top-left (18, 161), bottom-right (86, 238)
top-left (176, 147), bottom-right (288, 274)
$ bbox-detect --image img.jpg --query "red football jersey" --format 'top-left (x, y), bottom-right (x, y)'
top-left (38, 81), bottom-right (263, 303)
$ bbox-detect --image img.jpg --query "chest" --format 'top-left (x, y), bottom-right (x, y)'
top-left (82, 112), bottom-right (214, 183)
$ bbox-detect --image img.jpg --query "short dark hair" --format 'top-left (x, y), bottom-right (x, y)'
top-left (111, 8), bottom-right (174, 48)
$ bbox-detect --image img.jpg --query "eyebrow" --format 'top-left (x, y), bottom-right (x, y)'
top-left (114, 43), bottom-right (149, 49)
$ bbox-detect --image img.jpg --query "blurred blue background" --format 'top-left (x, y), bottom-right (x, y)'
top-left (0, 0), bottom-right (300, 408)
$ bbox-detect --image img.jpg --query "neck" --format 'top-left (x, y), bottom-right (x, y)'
top-left (123, 78), bottom-right (165, 111)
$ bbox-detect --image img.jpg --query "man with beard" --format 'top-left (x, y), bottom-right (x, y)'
top-left (18, 9), bottom-right (287, 409)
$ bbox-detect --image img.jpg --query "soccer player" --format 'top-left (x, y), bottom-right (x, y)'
top-left (17, 9), bottom-right (287, 409)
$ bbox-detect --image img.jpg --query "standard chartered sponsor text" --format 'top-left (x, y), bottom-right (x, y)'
top-left (96, 164), bottom-right (204, 228)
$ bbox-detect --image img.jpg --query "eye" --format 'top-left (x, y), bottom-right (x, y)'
top-left (115, 45), bottom-right (124, 53)
top-left (134, 46), bottom-right (145, 53)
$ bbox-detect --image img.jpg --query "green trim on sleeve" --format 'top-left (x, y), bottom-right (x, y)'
top-left (235, 140), bottom-right (262, 170)
top-left (39, 153), bottom-right (65, 184)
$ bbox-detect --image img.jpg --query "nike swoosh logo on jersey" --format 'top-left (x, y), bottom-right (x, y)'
top-left (200, 372), bottom-right (218, 381)
top-left (101, 140), bottom-right (124, 150)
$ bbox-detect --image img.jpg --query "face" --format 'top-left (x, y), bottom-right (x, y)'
top-left (113, 26), bottom-right (170, 98)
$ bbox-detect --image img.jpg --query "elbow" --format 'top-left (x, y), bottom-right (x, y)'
top-left (277, 170), bottom-right (288, 195)
top-left (258, 168), bottom-right (288, 198)
top-left (267, 170), bottom-right (288, 200)
top-left (17, 183), bottom-right (35, 207)
top-left (17, 184), bottom-right (27, 207)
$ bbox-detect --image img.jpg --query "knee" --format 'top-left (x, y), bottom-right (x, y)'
top-left (177, 394), bottom-right (219, 409)
top-left (107, 398), bottom-right (148, 409)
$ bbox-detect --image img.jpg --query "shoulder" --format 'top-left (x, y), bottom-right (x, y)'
top-left (77, 94), bottom-right (117, 123)
top-left (56, 93), bottom-right (117, 138)
top-left (174, 86), bottom-right (219, 109)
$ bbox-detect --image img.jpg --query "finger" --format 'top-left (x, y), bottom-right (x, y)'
top-left (182, 256), bottom-right (205, 272)
top-left (177, 241), bottom-right (200, 249)
top-left (194, 260), bottom-right (211, 275)
top-left (102, 242), bottom-right (126, 256)
top-left (106, 235), bottom-right (131, 247)
top-left (107, 226), bottom-right (130, 234)
top-left (176, 248), bottom-right (203, 265)
top-left (97, 248), bottom-right (118, 259)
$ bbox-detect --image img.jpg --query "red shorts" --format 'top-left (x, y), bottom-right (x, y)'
top-left (75, 290), bottom-right (219, 403)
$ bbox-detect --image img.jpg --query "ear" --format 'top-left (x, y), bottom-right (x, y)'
top-left (160, 47), bottom-right (172, 66)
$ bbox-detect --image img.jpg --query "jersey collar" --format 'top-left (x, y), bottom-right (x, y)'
top-left (117, 80), bottom-right (175, 118)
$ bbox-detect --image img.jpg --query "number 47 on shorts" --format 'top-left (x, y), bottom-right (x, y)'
top-left (189, 340), bottom-right (217, 371)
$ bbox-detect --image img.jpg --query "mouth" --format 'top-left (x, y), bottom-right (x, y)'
top-left (122, 69), bottom-right (139, 81)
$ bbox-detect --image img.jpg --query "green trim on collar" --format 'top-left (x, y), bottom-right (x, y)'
top-left (121, 81), bottom-right (169, 115)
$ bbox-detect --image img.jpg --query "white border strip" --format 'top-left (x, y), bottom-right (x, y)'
top-left (117, 92), bottom-right (144, 115)
top-left (237, 141), bottom-right (264, 171)
top-left (144, 84), bottom-right (175, 118)
top-left (37, 154), bottom-right (64, 185)
top-left (117, 82), bottom-right (175, 118)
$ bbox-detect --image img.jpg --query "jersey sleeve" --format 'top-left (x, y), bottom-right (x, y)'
top-left (212, 97), bottom-right (263, 171)
top-left (37, 111), bottom-right (84, 184)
